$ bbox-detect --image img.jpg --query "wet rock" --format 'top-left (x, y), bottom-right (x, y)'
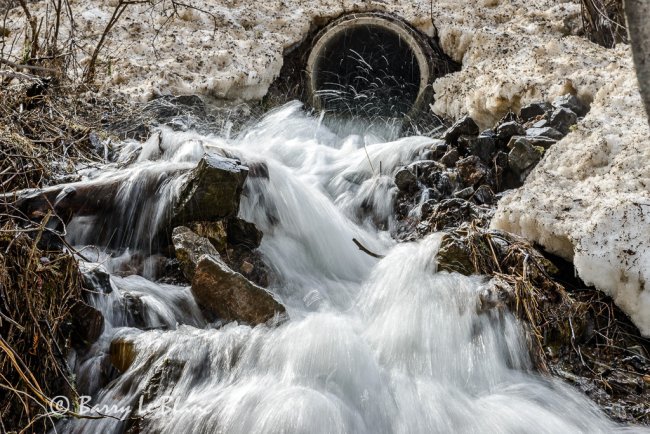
top-left (456, 156), bottom-right (490, 187)
top-left (110, 337), bottom-right (137, 373)
top-left (122, 292), bottom-right (146, 328)
top-left (247, 161), bottom-right (270, 179)
top-left (473, 185), bottom-right (496, 205)
top-left (443, 115), bottom-right (479, 144)
top-left (172, 226), bottom-right (219, 281)
top-left (187, 221), bottom-right (228, 252)
top-left (70, 302), bottom-right (104, 350)
top-left (520, 102), bottom-right (553, 121)
top-left (226, 218), bottom-right (263, 249)
top-left (192, 254), bottom-right (286, 325)
top-left (394, 167), bottom-right (418, 192)
top-left (453, 186), bottom-right (475, 200)
top-left (459, 135), bottom-right (496, 163)
top-left (526, 127), bottom-right (564, 141)
top-left (553, 94), bottom-right (588, 117)
top-left (427, 198), bottom-right (488, 231)
top-left (79, 262), bottom-right (112, 294)
top-left (507, 137), bottom-right (544, 181)
top-left (432, 143), bottom-right (449, 159)
top-left (436, 233), bottom-right (474, 275)
top-left (531, 119), bottom-right (549, 128)
top-left (440, 148), bottom-right (460, 167)
top-left (549, 107), bottom-right (578, 134)
top-left (172, 153), bottom-right (249, 225)
top-left (496, 121), bottom-right (526, 140)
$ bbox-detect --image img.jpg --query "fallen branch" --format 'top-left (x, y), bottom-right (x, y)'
top-left (352, 238), bottom-right (385, 259)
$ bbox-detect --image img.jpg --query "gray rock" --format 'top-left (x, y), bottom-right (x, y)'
top-left (172, 153), bottom-right (249, 225)
top-left (532, 119), bottom-right (549, 128)
top-left (459, 135), bottom-right (496, 163)
top-left (394, 167), bottom-right (418, 192)
top-left (172, 226), bottom-right (219, 281)
top-left (192, 254), bottom-right (286, 325)
top-left (553, 94), bottom-right (588, 116)
top-left (525, 136), bottom-right (557, 149)
top-left (496, 121), bottom-right (526, 140)
top-left (443, 115), bottom-right (479, 144)
top-left (508, 137), bottom-right (544, 176)
top-left (453, 186), bottom-right (475, 200)
top-left (520, 102), bottom-right (553, 121)
top-left (549, 107), bottom-right (578, 134)
top-left (440, 148), bottom-right (460, 167)
top-left (473, 185), bottom-right (496, 205)
top-left (526, 126), bottom-right (564, 140)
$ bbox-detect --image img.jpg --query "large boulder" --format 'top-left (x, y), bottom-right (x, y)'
top-left (172, 153), bottom-right (249, 225)
top-left (192, 254), bottom-right (286, 325)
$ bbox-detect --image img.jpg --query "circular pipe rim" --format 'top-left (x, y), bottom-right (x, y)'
top-left (306, 13), bottom-right (433, 119)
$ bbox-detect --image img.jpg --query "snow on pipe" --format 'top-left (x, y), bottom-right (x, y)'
top-left (305, 13), bottom-right (442, 119)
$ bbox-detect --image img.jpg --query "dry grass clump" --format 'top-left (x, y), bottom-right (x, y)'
top-left (0, 213), bottom-right (84, 433)
top-left (580, 0), bottom-right (627, 48)
top-left (436, 222), bottom-right (584, 371)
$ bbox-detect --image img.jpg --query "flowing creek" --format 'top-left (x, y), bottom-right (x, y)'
top-left (59, 102), bottom-right (642, 433)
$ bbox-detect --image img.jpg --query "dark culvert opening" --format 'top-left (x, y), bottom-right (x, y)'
top-left (310, 25), bottom-right (422, 118)
top-left (265, 12), bottom-right (459, 133)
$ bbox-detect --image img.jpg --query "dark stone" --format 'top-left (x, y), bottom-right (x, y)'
top-left (192, 254), bottom-right (286, 325)
top-left (440, 148), bottom-right (460, 167)
top-left (459, 135), bottom-right (496, 163)
top-left (456, 156), bottom-right (490, 187)
top-left (433, 143), bottom-right (449, 159)
top-left (453, 186), bottom-right (475, 199)
top-left (507, 137), bottom-right (544, 181)
top-left (247, 162), bottom-right (270, 179)
top-left (435, 173), bottom-right (454, 195)
top-left (526, 127), bottom-right (564, 140)
top-left (553, 94), bottom-right (588, 116)
top-left (172, 153), bottom-right (249, 225)
top-left (443, 116), bottom-right (479, 144)
top-left (473, 185), bottom-right (496, 205)
top-left (80, 263), bottom-right (112, 294)
top-left (226, 218), bottom-right (263, 249)
top-left (70, 302), bottom-right (104, 350)
top-left (520, 102), bottom-right (553, 121)
top-left (123, 292), bottom-right (146, 328)
top-left (549, 107), bottom-right (578, 134)
top-left (496, 121), bottom-right (526, 140)
top-left (394, 167), bottom-right (418, 192)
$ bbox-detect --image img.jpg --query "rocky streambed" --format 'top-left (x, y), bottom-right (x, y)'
top-left (2, 93), bottom-right (649, 432)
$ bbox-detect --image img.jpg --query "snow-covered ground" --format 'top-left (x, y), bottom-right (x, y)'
top-left (6, 0), bottom-right (650, 334)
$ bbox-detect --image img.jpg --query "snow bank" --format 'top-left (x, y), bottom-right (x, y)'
top-left (7, 0), bottom-right (650, 333)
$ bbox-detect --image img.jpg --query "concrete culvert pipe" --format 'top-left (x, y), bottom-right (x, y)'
top-left (306, 12), bottom-right (442, 120)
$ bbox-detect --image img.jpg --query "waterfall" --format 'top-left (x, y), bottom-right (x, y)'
top-left (61, 102), bottom-right (642, 433)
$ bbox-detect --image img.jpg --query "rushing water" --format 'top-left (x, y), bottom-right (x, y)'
top-left (59, 102), bottom-right (644, 433)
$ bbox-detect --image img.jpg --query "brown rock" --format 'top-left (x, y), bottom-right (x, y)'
top-left (172, 226), bottom-right (219, 281)
top-left (192, 254), bottom-right (286, 325)
top-left (110, 337), bottom-right (137, 373)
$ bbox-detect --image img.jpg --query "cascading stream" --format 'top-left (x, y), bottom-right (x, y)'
top-left (61, 102), bottom-right (643, 433)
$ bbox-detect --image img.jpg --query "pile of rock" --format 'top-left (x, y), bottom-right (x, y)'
top-left (393, 94), bottom-right (587, 238)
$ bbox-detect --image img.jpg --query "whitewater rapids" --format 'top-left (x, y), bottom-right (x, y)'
top-left (61, 103), bottom-right (644, 433)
